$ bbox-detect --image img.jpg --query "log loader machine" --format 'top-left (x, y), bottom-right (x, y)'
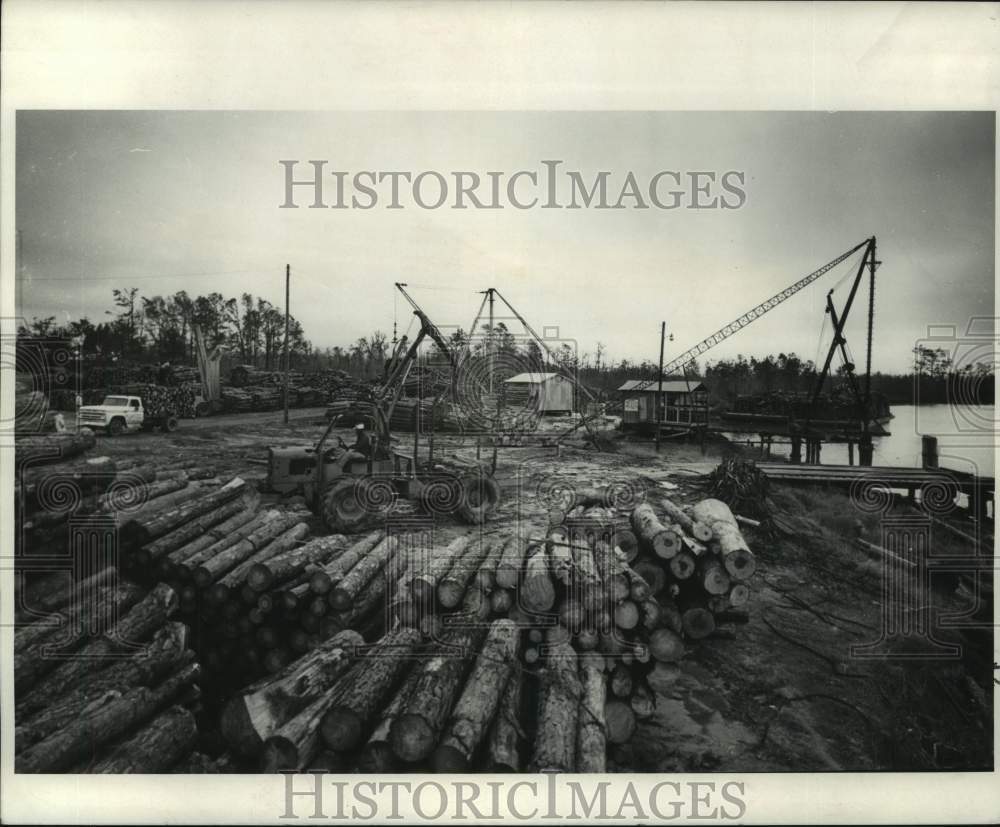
top-left (264, 293), bottom-right (500, 533)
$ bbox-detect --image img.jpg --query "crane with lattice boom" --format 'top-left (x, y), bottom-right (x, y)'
top-left (629, 237), bottom-right (874, 392)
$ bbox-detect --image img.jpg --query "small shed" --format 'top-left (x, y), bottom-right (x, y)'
top-left (504, 372), bottom-right (575, 414)
top-left (618, 378), bottom-right (709, 429)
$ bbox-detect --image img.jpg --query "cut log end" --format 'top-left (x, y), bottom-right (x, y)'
top-left (261, 737), bottom-right (298, 772)
top-left (604, 700), bottom-right (636, 745)
top-left (649, 628), bottom-right (685, 663)
top-left (724, 549), bottom-right (757, 581)
top-left (319, 707), bottom-right (363, 753)
top-left (669, 551), bottom-right (696, 580)
top-left (390, 713), bottom-right (436, 763)
top-left (682, 607), bottom-right (716, 640)
top-left (729, 583), bottom-right (750, 607)
top-left (431, 744), bottom-right (469, 773)
top-left (652, 531), bottom-right (680, 560)
top-left (220, 697), bottom-right (262, 759)
top-left (692, 522), bottom-right (713, 542)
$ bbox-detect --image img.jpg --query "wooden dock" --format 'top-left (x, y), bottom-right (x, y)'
top-left (757, 462), bottom-right (995, 520)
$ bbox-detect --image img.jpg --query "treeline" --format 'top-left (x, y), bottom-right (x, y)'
top-left (575, 347), bottom-right (995, 406)
top-left (21, 288), bottom-right (314, 370)
top-left (19, 297), bottom-right (995, 406)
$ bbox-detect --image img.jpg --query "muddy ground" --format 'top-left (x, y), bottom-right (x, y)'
top-left (74, 408), bottom-right (994, 773)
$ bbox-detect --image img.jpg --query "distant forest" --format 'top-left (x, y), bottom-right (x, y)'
top-left (19, 287), bottom-right (995, 407)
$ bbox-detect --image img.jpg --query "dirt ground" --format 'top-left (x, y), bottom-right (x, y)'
top-left (75, 408), bottom-right (995, 772)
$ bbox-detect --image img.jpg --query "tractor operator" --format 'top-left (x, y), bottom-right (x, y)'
top-left (351, 422), bottom-right (372, 457)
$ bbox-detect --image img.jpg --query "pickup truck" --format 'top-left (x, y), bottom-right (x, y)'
top-left (77, 395), bottom-right (179, 436)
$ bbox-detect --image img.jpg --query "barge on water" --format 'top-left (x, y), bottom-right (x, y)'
top-left (719, 389), bottom-right (893, 437)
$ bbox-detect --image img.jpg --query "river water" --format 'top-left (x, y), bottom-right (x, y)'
top-left (727, 404), bottom-right (996, 476)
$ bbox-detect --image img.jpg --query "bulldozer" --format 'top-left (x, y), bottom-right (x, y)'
top-left (264, 302), bottom-right (500, 533)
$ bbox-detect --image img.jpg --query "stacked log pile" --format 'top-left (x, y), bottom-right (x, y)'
top-left (139, 526), bottom-right (413, 693)
top-left (14, 580), bottom-right (205, 773)
top-left (50, 383), bottom-right (199, 418)
top-left (229, 366), bottom-right (306, 388)
top-left (223, 488), bottom-right (760, 773)
top-left (15, 452), bottom-right (758, 773)
top-left (78, 360), bottom-right (198, 388)
top-left (220, 384), bottom-right (325, 413)
top-left (225, 366), bottom-right (347, 411)
top-left (15, 453), bottom-right (221, 562)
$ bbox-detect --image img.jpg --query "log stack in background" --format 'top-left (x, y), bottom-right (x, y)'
top-left (50, 382), bottom-right (200, 418)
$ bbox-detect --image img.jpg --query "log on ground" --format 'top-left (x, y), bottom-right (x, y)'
top-left (14, 582), bottom-right (145, 694)
top-left (630, 503), bottom-right (679, 559)
top-left (16, 662), bottom-right (201, 773)
top-left (267, 627), bottom-right (421, 763)
top-left (521, 545), bottom-right (555, 612)
top-left (356, 659), bottom-right (423, 773)
top-left (438, 538), bottom-right (491, 609)
top-left (432, 619), bottom-right (519, 772)
top-left (494, 536), bottom-right (526, 590)
top-left (15, 622), bottom-right (192, 747)
top-left (90, 705), bottom-right (198, 773)
top-left (388, 627), bottom-right (486, 763)
top-left (529, 642), bottom-right (580, 772)
top-left (576, 653), bottom-right (607, 772)
top-left (221, 629), bottom-right (363, 758)
top-left (487, 669), bottom-right (522, 771)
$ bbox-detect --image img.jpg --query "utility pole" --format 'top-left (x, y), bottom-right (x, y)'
top-left (655, 321), bottom-right (666, 452)
top-left (861, 236), bottom-right (878, 466)
top-left (487, 288), bottom-right (495, 395)
top-left (283, 263), bottom-right (290, 425)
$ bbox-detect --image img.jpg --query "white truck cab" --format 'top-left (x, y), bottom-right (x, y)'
top-left (77, 395), bottom-right (177, 436)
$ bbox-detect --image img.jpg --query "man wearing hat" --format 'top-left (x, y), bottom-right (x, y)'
top-left (351, 422), bottom-right (372, 458)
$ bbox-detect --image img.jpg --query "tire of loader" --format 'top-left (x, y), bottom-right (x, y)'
top-left (163, 416), bottom-right (179, 433)
top-left (322, 477), bottom-right (393, 533)
top-left (454, 473), bottom-right (500, 524)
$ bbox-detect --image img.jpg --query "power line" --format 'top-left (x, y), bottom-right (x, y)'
top-left (21, 269), bottom-right (280, 282)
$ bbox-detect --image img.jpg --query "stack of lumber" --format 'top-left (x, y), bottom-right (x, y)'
top-left (14, 579), bottom-right (205, 773)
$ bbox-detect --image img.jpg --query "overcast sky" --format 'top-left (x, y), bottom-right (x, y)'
top-left (16, 111), bottom-right (994, 373)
